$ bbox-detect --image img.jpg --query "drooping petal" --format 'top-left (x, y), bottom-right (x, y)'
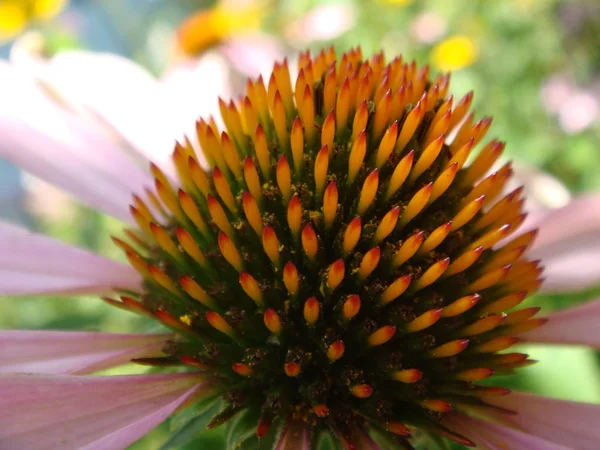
top-left (284, 4), bottom-right (357, 45)
top-left (220, 34), bottom-right (284, 79)
top-left (0, 60), bottom-right (152, 223)
top-left (274, 421), bottom-right (311, 450)
top-left (0, 221), bottom-right (141, 295)
top-left (536, 240), bottom-right (600, 293)
top-left (161, 51), bottom-right (232, 168)
top-left (484, 391), bottom-right (600, 449)
top-left (519, 193), bottom-right (600, 248)
top-left (518, 298), bottom-right (600, 348)
top-left (506, 162), bottom-right (571, 214)
top-left (0, 372), bottom-right (213, 450)
top-left (0, 330), bottom-right (171, 374)
top-left (522, 194), bottom-right (600, 293)
top-left (38, 51), bottom-right (185, 175)
top-left (444, 412), bottom-right (570, 450)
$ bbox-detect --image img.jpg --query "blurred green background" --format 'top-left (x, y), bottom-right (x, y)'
top-left (1, 0), bottom-right (599, 448)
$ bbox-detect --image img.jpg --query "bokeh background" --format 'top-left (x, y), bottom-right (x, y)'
top-left (1, 0), bottom-right (599, 448)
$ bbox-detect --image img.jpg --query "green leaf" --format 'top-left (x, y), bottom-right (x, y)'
top-left (159, 398), bottom-right (223, 450)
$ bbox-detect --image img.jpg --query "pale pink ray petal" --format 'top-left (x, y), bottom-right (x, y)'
top-left (516, 207), bottom-right (550, 236)
top-left (40, 51), bottom-right (183, 176)
top-left (506, 162), bottom-right (571, 215)
top-left (0, 331), bottom-right (171, 374)
top-left (444, 412), bottom-right (570, 450)
top-left (0, 372), bottom-right (215, 450)
top-left (274, 421), bottom-right (311, 450)
top-left (0, 221), bottom-right (141, 295)
top-left (518, 194), bottom-right (600, 245)
top-left (519, 298), bottom-right (600, 348)
top-left (161, 51), bottom-right (232, 169)
top-left (538, 240), bottom-right (600, 292)
top-left (484, 391), bottom-right (600, 449)
top-left (0, 61), bottom-right (152, 224)
top-left (525, 193), bottom-right (600, 250)
top-left (220, 33), bottom-right (285, 79)
top-left (514, 194), bottom-right (600, 293)
top-left (284, 4), bottom-right (357, 45)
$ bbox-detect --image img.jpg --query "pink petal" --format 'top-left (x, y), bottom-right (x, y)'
top-left (161, 52), bottom-right (233, 169)
top-left (284, 4), bottom-right (357, 44)
top-left (220, 33), bottom-right (285, 79)
top-left (516, 194), bottom-right (600, 293)
top-left (506, 162), bottom-right (571, 214)
top-left (0, 372), bottom-right (212, 450)
top-left (536, 240), bottom-right (600, 292)
top-left (0, 330), bottom-right (170, 374)
top-left (274, 421), bottom-right (311, 450)
top-left (444, 412), bottom-right (570, 450)
top-left (520, 193), bottom-right (600, 248)
top-left (0, 221), bottom-right (141, 295)
top-left (40, 51), bottom-right (185, 175)
top-left (0, 61), bottom-right (152, 224)
top-left (485, 391), bottom-right (600, 449)
top-left (519, 298), bottom-right (600, 348)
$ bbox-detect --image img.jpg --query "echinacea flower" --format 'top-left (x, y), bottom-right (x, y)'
top-left (173, 0), bottom-right (285, 80)
top-left (1, 47), bottom-right (600, 449)
top-left (176, 0), bottom-right (264, 57)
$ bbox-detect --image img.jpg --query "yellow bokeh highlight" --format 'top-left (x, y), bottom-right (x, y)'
top-left (431, 36), bottom-right (478, 71)
top-left (379, 0), bottom-right (414, 5)
top-left (177, 4), bottom-right (262, 56)
top-left (0, 1), bottom-right (28, 41)
top-left (33, 0), bottom-right (68, 20)
top-left (0, 0), bottom-right (68, 42)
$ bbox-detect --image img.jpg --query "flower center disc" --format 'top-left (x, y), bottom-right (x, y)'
top-left (110, 47), bottom-right (544, 447)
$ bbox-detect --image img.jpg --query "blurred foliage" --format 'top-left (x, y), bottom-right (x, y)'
top-left (1, 0), bottom-right (600, 448)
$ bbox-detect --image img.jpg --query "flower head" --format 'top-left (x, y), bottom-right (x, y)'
top-left (2, 46), bottom-right (600, 450)
top-left (176, 0), bottom-right (264, 57)
top-left (108, 47), bottom-right (544, 446)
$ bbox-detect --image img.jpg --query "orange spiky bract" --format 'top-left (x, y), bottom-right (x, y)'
top-left (111, 47), bottom-right (544, 448)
